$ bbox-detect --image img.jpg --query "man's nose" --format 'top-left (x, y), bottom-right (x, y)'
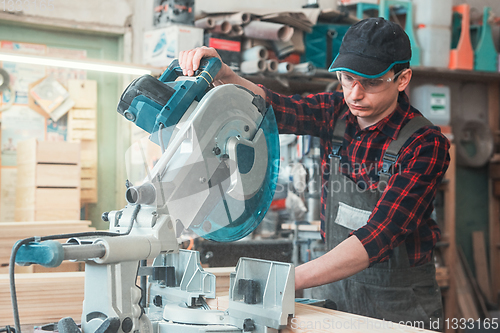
top-left (349, 80), bottom-right (365, 99)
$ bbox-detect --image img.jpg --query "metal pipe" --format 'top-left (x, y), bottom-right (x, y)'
top-left (62, 243), bottom-right (106, 261)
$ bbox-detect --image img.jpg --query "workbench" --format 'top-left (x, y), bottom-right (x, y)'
top-left (206, 296), bottom-right (436, 333)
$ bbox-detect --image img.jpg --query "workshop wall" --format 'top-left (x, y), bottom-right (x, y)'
top-left (10, 0), bottom-right (133, 27)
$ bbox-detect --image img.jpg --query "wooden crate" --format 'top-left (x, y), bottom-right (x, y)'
top-left (15, 139), bottom-right (81, 221)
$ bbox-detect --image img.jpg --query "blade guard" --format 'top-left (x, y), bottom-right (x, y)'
top-left (189, 105), bottom-right (280, 242)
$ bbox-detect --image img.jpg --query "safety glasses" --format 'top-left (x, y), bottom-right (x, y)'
top-left (336, 70), bottom-right (405, 93)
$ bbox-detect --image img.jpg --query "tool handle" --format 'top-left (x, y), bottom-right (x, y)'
top-left (159, 57), bottom-right (221, 84)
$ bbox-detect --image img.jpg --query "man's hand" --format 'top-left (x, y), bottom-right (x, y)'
top-left (179, 46), bottom-right (233, 83)
top-left (178, 46), bottom-right (266, 99)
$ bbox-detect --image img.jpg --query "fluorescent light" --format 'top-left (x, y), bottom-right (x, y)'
top-left (0, 52), bottom-right (154, 76)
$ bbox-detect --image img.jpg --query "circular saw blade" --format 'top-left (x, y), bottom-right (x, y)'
top-left (189, 105), bottom-right (280, 242)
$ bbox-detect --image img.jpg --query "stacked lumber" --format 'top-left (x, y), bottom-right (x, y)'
top-left (67, 80), bottom-right (98, 204)
top-left (0, 272), bottom-right (85, 326)
top-left (0, 220), bottom-right (95, 274)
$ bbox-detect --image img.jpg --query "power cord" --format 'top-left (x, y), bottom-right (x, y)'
top-left (10, 204), bottom-right (141, 333)
top-left (0, 326), bottom-right (16, 333)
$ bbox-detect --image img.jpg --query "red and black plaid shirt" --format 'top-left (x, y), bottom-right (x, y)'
top-left (261, 87), bottom-right (450, 267)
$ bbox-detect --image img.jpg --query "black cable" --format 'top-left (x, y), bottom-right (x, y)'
top-left (10, 204), bottom-right (141, 333)
top-left (0, 326), bottom-right (15, 333)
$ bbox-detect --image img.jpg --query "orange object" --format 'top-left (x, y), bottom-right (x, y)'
top-left (449, 4), bottom-right (474, 70)
top-left (270, 198), bottom-right (287, 211)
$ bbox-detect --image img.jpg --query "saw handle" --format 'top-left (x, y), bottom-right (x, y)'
top-left (159, 57), bottom-right (221, 84)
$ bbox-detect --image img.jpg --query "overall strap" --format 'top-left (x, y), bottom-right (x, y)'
top-left (378, 116), bottom-right (434, 190)
top-left (331, 117), bottom-right (346, 159)
top-left (330, 104), bottom-right (349, 160)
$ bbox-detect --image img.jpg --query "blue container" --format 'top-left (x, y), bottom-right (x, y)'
top-left (302, 24), bottom-right (351, 69)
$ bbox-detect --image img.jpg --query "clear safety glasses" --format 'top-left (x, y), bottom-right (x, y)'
top-left (336, 70), bottom-right (404, 93)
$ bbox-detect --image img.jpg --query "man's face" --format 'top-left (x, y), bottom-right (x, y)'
top-left (340, 69), bottom-right (411, 127)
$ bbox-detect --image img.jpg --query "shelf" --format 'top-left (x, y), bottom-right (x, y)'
top-left (411, 67), bottom-right (500, 82)
top-left (244, 74), bottom-right (334, 95)
top-left (243, 66), bottom-right (500, 96)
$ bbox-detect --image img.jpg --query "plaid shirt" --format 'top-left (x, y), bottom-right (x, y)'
top-left (261, 87), bottom-right (450, 267)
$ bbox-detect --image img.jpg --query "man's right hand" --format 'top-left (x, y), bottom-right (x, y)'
top-left (179, 46), bottom-right (234, 83)
top-left (178, 46), bottom-right (266, 99)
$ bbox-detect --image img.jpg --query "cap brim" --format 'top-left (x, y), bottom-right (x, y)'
top-left (328, 52), bottom-right (396, 78)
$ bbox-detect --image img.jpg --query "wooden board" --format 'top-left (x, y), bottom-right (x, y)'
top-left (488, 81), bottom-right (500, 305)
top-left (442, 144), bottom-right (458, 331)
top-left (455, 250), bottom-right (480, 320)
top-left (0, 272), bottom-right (85, 325)
top-left (17, 139), bottom-right (80, 165)
top-left (68, 80), bottom-right (97, 109)
top-left (35, 164), bottom-right (81, 187)
top-left (472, 231), bottom-right (492, 303)
top-left (207, 296), bottom-right (436, 332)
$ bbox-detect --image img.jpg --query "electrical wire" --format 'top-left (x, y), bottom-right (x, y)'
top-left (10, 204), bottom-right (141, 333)
top-left (0, 326), bottom-right (15, 333)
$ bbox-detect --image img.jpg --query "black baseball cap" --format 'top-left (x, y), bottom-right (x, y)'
top-left (329, 17), bottom-right (411, 78)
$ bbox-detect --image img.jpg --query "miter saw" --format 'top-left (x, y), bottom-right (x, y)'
top-left (12, 57), bottom-right (294, 333)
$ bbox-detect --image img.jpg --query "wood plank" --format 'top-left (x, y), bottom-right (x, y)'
top-left (442, 144), bottom-right (458, 331)
top-left (207, 296), bottom-right (436, 332)
top-left (36, 164), bottom-right (81, 187)
top-left (69, 129), bottom-right (96, 140)
top-left (489, 82), bottom-right (500, 305)
top-left (70, 119), bottom-right (97, 130)
top-left (14, 206), bottom-right (35, 222)
top-left (72, 109), bottom-right (96, 119)
top-left (455, 248), bottom-right (481, 320)
top-left (68, 80), bottom-right (97, 109)
top-left (0, 272), bottom-right (85, 326)
top-left (15, 162), bottom-right (35, 188)
top-left (36, 141), bottom-right (81, 164)
top-left (472, 231), bottom-right (492, 303)
top-left (35, 209), bottom-right (81, 221)
top-left (15, 186), bottom-right (35, 209)
top-left (81, 168), bottom-right (97, 179)
top-left (81, 178), bottom-right (97, 189)
top-left (36, 188), bottom-right (80, 210)
top-left (81, 188), bottom-right (98, 203)
top-left (489, 179), bottom-right (500, 305)
top-left (16, 139), bottom-right (38, 167)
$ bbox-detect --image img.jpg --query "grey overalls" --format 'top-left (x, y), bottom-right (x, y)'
top-left (309, 115), bottom-right (443, 331)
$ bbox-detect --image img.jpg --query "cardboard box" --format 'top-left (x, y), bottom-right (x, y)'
top-left (339, 0), bottom-right (378, 5)
top-left (143, 24), bottom-right (204, 67)
top-left (204, 33), bottom-right (242, 71)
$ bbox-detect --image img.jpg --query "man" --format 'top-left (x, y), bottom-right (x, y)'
top-left (179, 17), bottom-right (450, 330)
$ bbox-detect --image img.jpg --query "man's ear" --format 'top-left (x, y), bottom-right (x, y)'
top-left (397, 68), bottom-right (412, 92)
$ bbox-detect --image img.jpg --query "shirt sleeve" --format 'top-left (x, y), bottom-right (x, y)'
top-left (260, 85), bottom-right (345, 136)
top-left (352, 126), bottom-right (451, 266)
